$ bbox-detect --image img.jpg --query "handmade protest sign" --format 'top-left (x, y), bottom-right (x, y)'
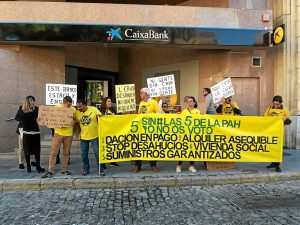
top-left (38, 105), bottom-right (73, 128)
top-left (147, 74), bottom-right (176, 98)
top-left (46, 84), bottom-right (77, 105)
top-left (99, 114), bottom-right (283, 163)
top-left (211, 78), bottom-right (234, 103)
top-left (115, 84), bottom-right (136, 113)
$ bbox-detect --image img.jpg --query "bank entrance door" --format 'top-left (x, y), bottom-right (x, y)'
top-left (65, 66), bottom-right (118, 106)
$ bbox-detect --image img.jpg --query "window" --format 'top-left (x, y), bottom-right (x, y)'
top-left (252, 57), bottom-right (261, 67)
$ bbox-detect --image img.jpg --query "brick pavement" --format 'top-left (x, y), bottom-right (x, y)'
top-left (0, 180), bottom-right (300, 225)
top-left (0, 150), bottom-right (300, 191)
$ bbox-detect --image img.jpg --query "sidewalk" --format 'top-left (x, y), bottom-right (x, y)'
top-left (0, 149), bottom-right (300, 191)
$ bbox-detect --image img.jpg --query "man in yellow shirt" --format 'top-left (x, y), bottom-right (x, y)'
top-left (76, 99), bottom-right (105, 176)
top-left (132, 87), bottom-right (161, 173)
top-left (216, 96), bottom-right (241, 115)
top-left (42, 96), bottom-right (76, 178)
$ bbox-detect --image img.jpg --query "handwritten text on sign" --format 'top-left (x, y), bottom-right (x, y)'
top-left (46, 84), bottom-right (77, 105)
top-left (211, 78), bottom-right (234, 103)
top-left (38, 105), bottom-right (73, 128)
top-left (115, 84), bottom-right (136, 113)
top-left (147, 74), bottom-right (176, 98)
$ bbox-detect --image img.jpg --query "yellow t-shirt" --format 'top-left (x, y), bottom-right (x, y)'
top-left (181, 108), bottom-right (201, 115)
top-left (138, 99), bottom-right (160, 114)
top-left (221, 101), bottom-right (239, 115)
top-left (264, 107), bottom-right (290, 118)
top-left (54, 105), bottom-right (76, 137)
top-left (76, 106), bottom-right (100, 140)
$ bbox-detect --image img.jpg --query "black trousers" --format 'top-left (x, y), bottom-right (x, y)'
top-left (23, 134), bottom-right (41, 168)
top-left (178, 161), bottom-right (194, 166)
top-left (135, 160), bottom-right (157, 168)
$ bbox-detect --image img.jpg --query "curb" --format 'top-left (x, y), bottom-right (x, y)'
top-left (1, 172), bottom-right (300, 191)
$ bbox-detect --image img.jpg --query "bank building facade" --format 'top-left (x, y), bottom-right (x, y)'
top-left (0, 0), bottom-right (299, 152)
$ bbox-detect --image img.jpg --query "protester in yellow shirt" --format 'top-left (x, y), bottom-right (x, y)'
top-left (176, 96), bottom-right (200, 173)
top-left (265, 95), bottom-right (291, 172)
top-left (42, 96), bottom-right (76, 178)
top-left (216, 97), bottom-right (241, 115)
top-left (132, 87), bottom-right (161, 173)
top-left (76, 99), bottom-right (105, 176)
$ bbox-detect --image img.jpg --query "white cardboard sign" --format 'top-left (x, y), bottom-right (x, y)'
top-left (211, 78), bottom-right (234, 103)
top-left (147, 74), bottom-right (176, 98)
top-left (46, 84), bottom-right (77, 105)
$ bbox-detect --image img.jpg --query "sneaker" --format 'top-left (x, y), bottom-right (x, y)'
top-left (151, 166), bottom-right (160, 173)
top-left (82, 170), bottom-right (90, 176)
top-left (275, 167), bottom-right (282, 172)
top-left (188, 165), bottom-right (197, 173)
top-left (266, 163), bottom-right (275, 168)
top-left (110, 162), bottom-right (120, 167)
top-left (99, 170), bottom-right (105, 176)
top-left (176, 165), bottom-right (182, 173)
top-left (36, 166), bottom-right (46, 173)
top-left (42, 171), bottom-right (54, 178)
top-left (19, 164), bottom-right (25, 169)
top-left (31, 161), bottom-right (37, 167)
top-left (132, 166), bottom-right (141, 173)
top-left (61, 171), bottom-right (72, 175)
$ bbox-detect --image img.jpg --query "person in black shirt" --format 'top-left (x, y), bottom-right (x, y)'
top-left (16, 96), bottom-right (45, 173)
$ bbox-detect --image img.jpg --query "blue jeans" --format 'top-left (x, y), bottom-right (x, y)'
top-left (80, 138), bottom-right (104, 172)
top-left (206, 111), bottom-right (215, 114)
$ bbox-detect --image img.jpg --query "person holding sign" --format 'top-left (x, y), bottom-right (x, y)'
top-left (216, 97), bottom-right (241, 115)
top-left (176, 96), bottom-right (200, 173)
top-left (76, 99), bottom-right (105, 176)
top-left (99, 97), bottom-right (119, 167)
top-left (132, 88), bottom-right (161, 173)
top-left (42, 96), bottom-right (76, 178)
top-left (264, 95), bottom-right (291, 172)
top-left (15, 96), bottom-right (45, 173)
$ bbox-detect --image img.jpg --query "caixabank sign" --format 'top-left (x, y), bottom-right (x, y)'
top-left (0, 23), bottom-right (269, 46)
top-left (106, 27), bottom-right (170, 42)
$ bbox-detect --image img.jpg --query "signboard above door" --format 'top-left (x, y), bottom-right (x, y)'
top-left (0, 23), bottom-right (269, 47)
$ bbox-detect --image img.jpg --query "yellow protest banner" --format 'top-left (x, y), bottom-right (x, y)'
top-left (99, 114), bottom-right (283, 163)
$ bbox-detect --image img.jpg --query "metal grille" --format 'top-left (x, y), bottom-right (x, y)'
top-left (227, 193), bottom-right (300, 210)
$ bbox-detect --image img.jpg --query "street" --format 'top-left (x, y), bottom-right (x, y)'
top-left (0, 180), bottom-right (300, 225)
